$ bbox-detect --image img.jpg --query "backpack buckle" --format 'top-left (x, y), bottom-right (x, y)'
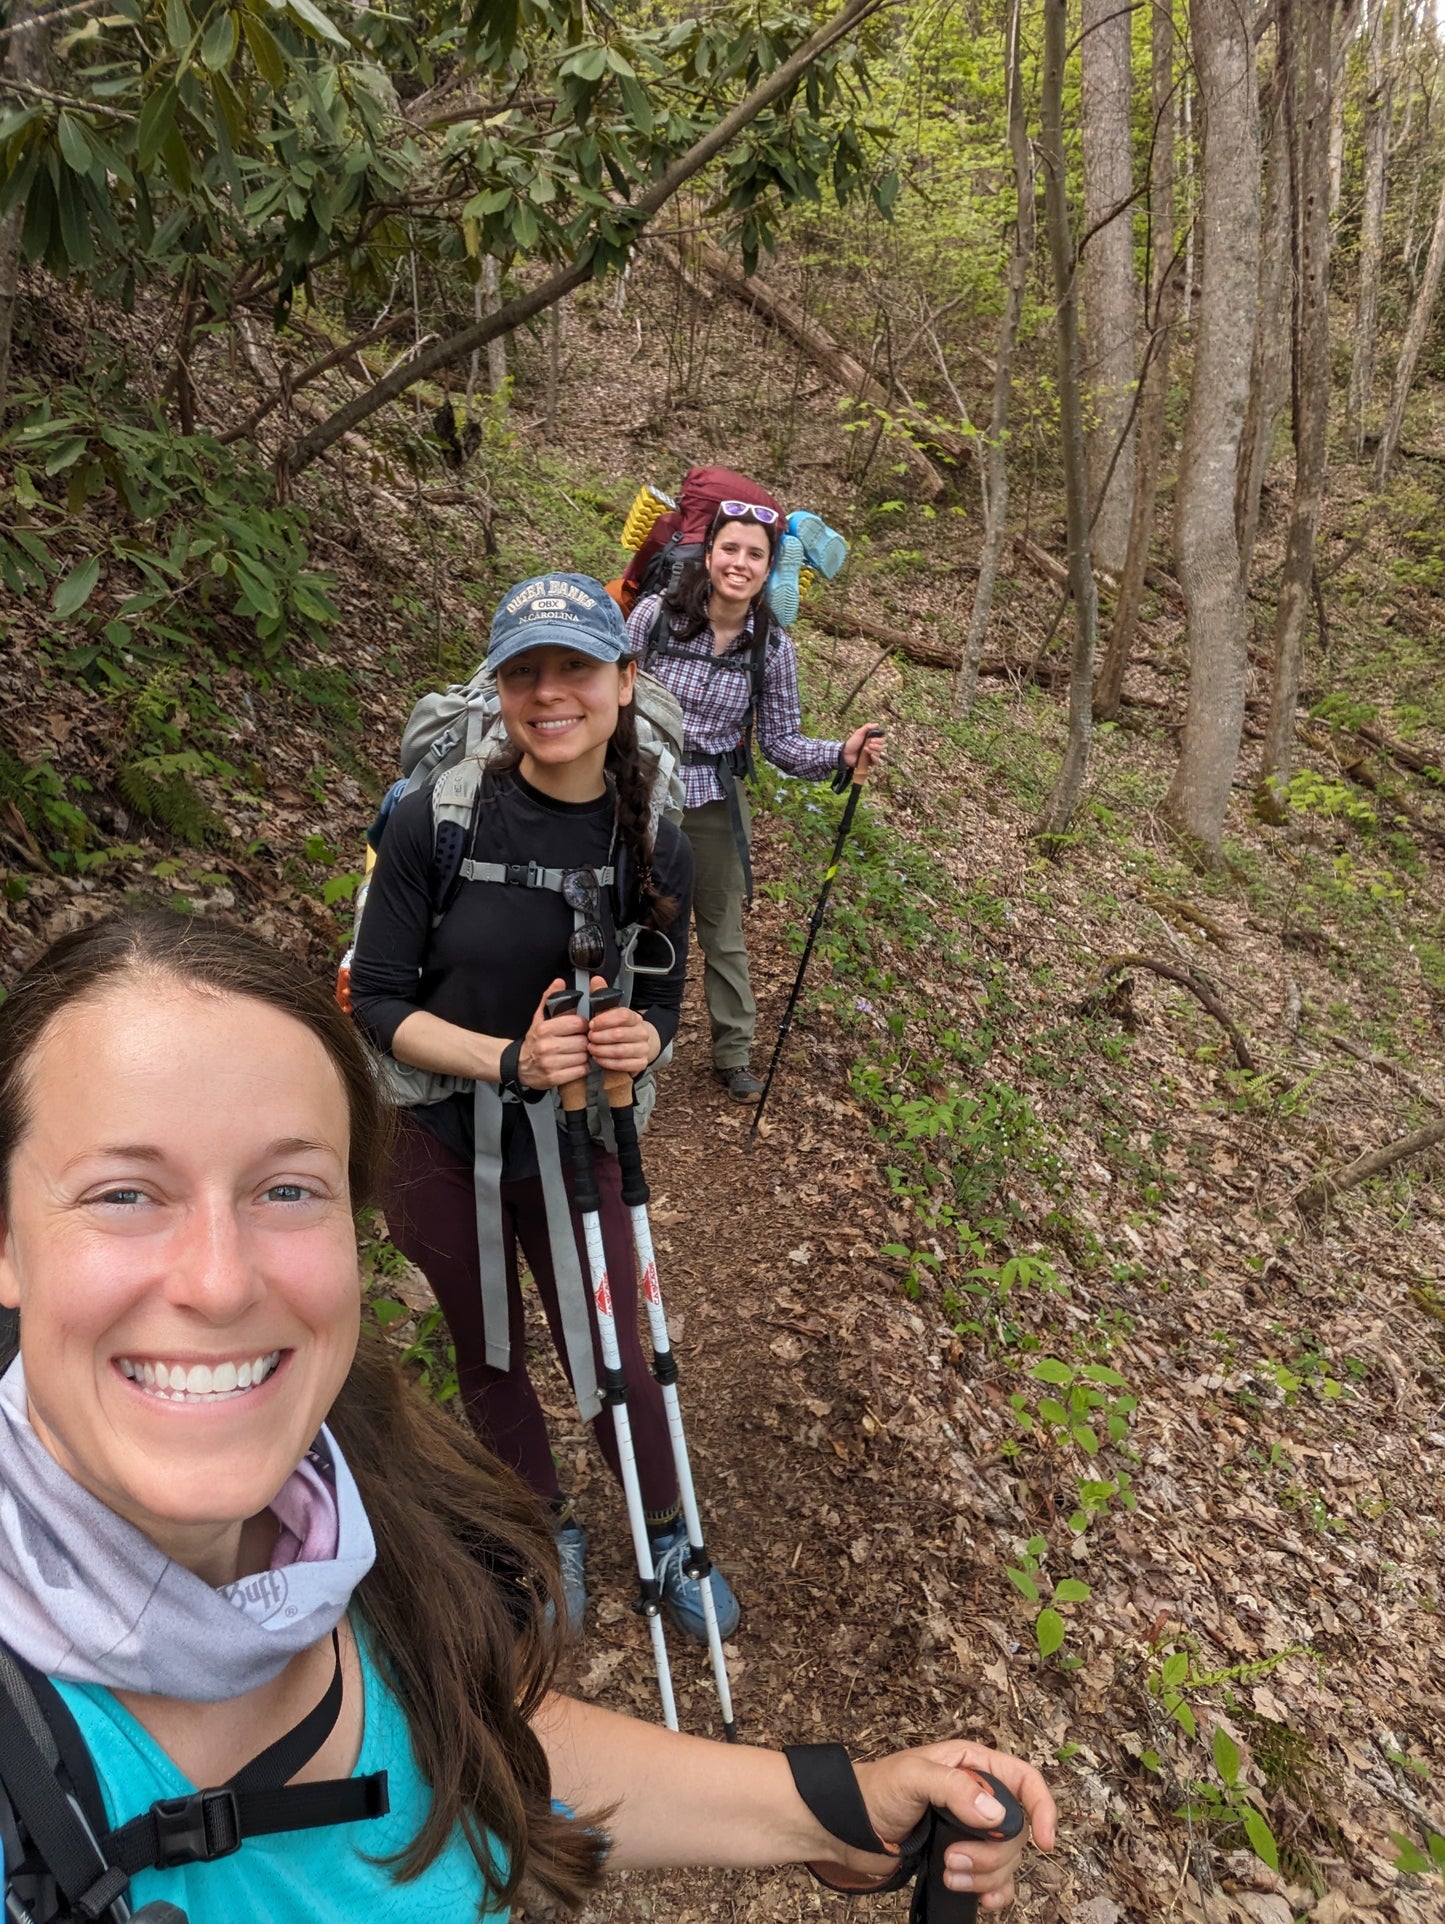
top-left (151, 1787), bottom-right (241, 1866)
top-left (504, 862), bottom-right (536, 888)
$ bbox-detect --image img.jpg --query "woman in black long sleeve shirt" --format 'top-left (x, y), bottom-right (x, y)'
top-left (351, 573), bottom-right (739, 1642)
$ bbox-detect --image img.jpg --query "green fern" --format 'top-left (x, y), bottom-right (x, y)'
top-left (117, 756), bottom-right (225, 848)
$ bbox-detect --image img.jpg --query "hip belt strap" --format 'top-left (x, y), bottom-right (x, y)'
top-left (684, 746), bottom-right (753, 905)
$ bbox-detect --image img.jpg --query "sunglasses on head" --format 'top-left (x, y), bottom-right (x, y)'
top-left (714, 501), bottom-right (780, 528)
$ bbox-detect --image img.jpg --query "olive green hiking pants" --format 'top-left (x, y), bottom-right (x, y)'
top-left (682, 796), bottom-right (756, 1070)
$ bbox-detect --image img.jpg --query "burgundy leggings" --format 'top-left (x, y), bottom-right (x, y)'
top-left (381, 1114), bottom-right (680, 1520)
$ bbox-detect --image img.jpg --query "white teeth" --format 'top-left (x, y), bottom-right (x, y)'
top-left (118, 1350), bottom-right (280, 1402)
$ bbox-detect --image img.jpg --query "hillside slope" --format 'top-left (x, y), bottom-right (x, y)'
top-left (3, 255), bottom-right (1444, 1924)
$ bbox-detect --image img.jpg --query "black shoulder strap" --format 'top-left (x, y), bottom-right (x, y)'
top-left (0, 1642), bottom-right (130, 1924)
top-left (749, 610), bottom-right (772, 720)
top-left (1, 1630), bottom-right (389, 1910)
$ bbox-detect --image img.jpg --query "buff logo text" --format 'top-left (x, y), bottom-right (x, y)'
top-left (220, 1568), bottom-right (290, 1620)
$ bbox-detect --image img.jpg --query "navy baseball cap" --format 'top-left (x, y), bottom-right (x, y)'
top-left (487, 573), bottom-right (629, 671)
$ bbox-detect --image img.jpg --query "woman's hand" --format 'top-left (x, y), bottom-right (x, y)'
top-left (516, 978), bottom-right (593, 1090)
top-left (843, 723), bottom-right (886, 776)
top-left (821, 1742), bottom-right (1055, 1911)
top-left (585, 978), bottom-right (658, 1079)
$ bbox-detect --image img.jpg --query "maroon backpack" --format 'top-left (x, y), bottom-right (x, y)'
top-left (622, 466), bottom-right (782, 605)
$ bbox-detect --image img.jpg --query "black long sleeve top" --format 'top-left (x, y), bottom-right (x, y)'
top-left (350, 767), bottom-right (692, 1176)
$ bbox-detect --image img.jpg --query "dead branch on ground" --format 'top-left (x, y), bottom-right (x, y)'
top-left (1298, 1115), bottom-right (1445, 1216)
top-left (1081, 953), bottom-right (1258, 1072)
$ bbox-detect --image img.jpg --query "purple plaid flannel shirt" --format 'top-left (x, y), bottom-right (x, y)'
top-left (626, 595), bottom-right (842, 810)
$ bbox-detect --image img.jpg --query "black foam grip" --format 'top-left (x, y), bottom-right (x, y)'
top-left (546, 989), bottom-right (583, 1019)
top-left (590, 985), bottom-right (623, 1014)
top-left (564, 1110), bottom-right (599, 1209)
top-left (911, 1772), bottom-right (1025, 1924)
top-left (609, 1101), bottom-right (649, 1205)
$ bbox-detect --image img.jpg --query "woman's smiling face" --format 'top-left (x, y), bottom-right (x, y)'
top-left (496, 644), bottom-right (635, 792)
top-left (0, 979), bottom-right (361, 1557)
top-left (707, 518), bottom-right (773, 608)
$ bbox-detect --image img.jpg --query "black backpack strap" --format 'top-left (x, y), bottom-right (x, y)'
top-left (0, 1644), bottom-right (130, 1923)
top-left (2, 1628), bottom-right (388, 1908)
top-left (103, 1631), bottom-right (388, 1876)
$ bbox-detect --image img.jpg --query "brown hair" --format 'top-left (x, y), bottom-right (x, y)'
top-left (0, 912), bottom-right (605, 1915)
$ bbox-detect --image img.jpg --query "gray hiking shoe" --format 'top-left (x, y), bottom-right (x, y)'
top-left (715, 1064), bottom-right (763, 1102)
top-left (649, 1521), bottom-right (741, 1642)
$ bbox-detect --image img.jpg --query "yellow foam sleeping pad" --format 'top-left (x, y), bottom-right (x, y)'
top-left (620, 484), bottom-right (677, 553)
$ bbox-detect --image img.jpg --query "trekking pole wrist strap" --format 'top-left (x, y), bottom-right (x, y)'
top-left (784, 1747), bottom-right (1025, 1915)
top-left (784, 1744), bottom-right (923, 1895)
top-left (499, 1038), bottom-right (547, 1103)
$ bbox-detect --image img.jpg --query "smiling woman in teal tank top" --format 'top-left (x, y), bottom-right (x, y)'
top-left (0, 914), bottom-right (1054, 1924)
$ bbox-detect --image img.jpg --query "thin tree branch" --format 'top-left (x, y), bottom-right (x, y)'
top-left (282, 0), bottom-right (891, 478)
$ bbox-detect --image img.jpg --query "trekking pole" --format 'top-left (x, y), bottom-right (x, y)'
top-left (749, 727), bottom-right (882, 1146)
top-left (549, 992), bottom-right (679, 1732)
top-left (603, 1068), bottom-right (738, 1742)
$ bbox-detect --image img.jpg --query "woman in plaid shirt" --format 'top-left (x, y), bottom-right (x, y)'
top-left (626, 504), bottom-right (885, 1102)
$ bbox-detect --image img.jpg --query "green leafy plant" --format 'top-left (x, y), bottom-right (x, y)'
top-left (1004, 1535), bottom-right (1092, 1664)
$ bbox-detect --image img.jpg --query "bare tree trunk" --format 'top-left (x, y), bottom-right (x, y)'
top-left (1096, 0), bottom-right (1181, 720)
top-left (1347, 0), bottom-right (1393, 453)
top-left (1182, 74), bottom-right (1195, 324)
top-left (1235, 34), bottom-right (1293, 583)
top-left (1327, 0), bottom-right (1363, 228)
top-left (1038, 0), bottom-right (1099, 837)
top-left (1162, 0), bottom-right (1261, 861)
top-left (957, 0), bottom-right (1034, 717)
top-left (482, 255), bottom-right (507, 393)
top-left (1257, 0), bottom-right (1334, 814)
top-left (1375, 158), bottom-right (1445, 486)
top-left (0, 0), bottom-right (45, 414)
top-left (1079, 0), bottom-right (1138, 580)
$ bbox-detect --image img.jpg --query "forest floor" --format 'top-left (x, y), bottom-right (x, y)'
top-left (3, 252), bottom-right (1445, 1924)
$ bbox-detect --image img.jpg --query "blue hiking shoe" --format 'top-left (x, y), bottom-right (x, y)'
top-left (649, 1520), bottom-right (741, 1643)
top-left (555, 1521), bottom-right (587, 1634)
top-left (788, 509), bottom-right (848, 580)
top-left (767, 531), bottom-right (806, 627)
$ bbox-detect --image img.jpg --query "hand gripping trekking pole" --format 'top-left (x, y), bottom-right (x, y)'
top-left (549, 994), bottom-right (679, 1731)
top-left (749, 727), bottom-right (882, 1146)
top-left (603, 1068), bottom-right (738, 1742)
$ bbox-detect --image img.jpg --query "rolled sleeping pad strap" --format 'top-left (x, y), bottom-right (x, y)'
top-left (783, 1746), bottom-right (1024, 1920)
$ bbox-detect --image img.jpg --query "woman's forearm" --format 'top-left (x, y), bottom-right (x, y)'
top-left (390, 1009), bottom-right (506, 1082)
top-left (535, 1696), bottom-right (826, 1871)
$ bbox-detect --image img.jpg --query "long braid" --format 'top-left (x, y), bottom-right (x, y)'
top-left (607, 702), bottom-right (675, 930)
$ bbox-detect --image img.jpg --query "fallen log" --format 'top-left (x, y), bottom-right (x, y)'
top-left (650, 234), bottom-right (955, 495)
top-left (1081, 953), bottom-right (1257, 1072)
top-left (1297, 1114), bottom-right (1445, 1217)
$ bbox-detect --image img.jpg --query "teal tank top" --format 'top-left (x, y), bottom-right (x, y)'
top-left (51, 1626), bottom-right (508, 1922)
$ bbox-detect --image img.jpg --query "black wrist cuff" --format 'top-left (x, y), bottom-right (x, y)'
top-left (830, 750), bottom-right (851, 794)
